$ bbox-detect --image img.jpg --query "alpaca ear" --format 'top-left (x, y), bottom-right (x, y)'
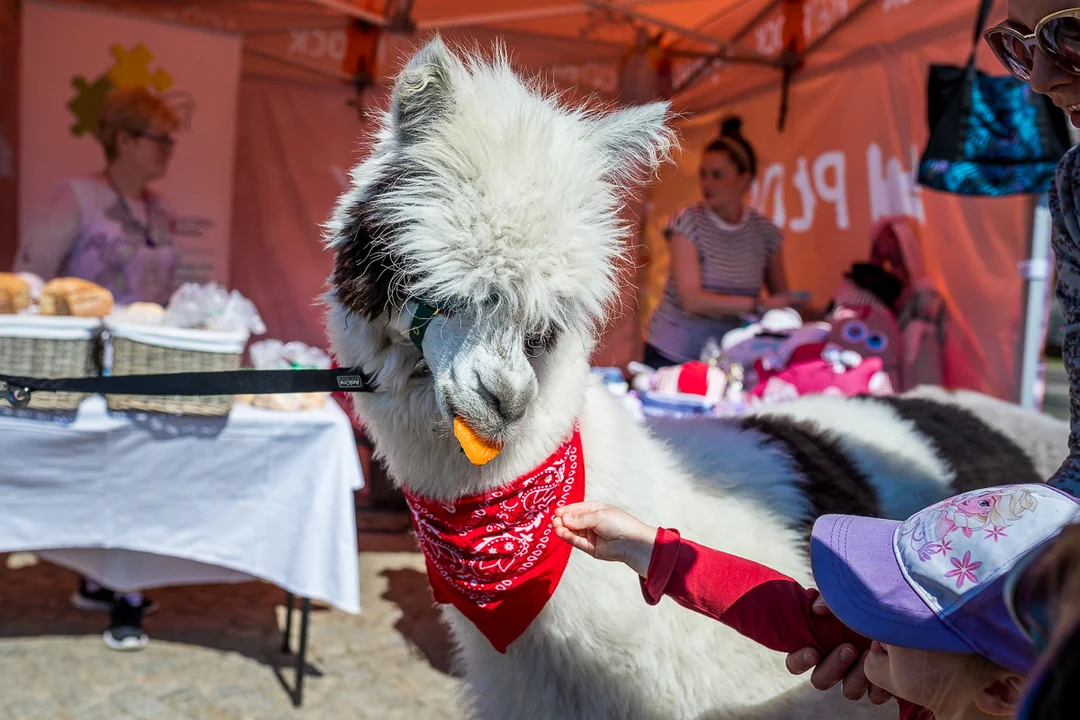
top-left (593, 101), bottom-right (676, 181)
top-left (392, 36), bottom-right (455, 144)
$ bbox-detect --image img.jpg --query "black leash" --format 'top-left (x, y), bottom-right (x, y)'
top-left (1, 368), bottom-right (376, 409)
top-left (2, 298), bottom-right (444, 410)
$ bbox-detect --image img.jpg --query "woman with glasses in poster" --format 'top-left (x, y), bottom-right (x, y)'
top-left (13, 86), bottom-right (181, 652)
top-left (15, 86), bottom-right (181, 307)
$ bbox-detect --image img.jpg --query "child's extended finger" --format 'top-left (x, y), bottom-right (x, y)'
top-left (559, 510), bottom-right (605, 531)
top-left (555, 526), bottom-right (595, 555)
top-left (557, 502), bottom-right (602, 518)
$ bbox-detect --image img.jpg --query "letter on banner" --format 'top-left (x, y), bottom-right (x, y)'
top-left (867, 143), bottom-right (925, 223)
top-left (328, 30), bottom-right (346, 62)
top-left (754, 163), bottom-right (787, 229)
top-left (813, 151), bottom-right (849, 230)
top-left (289, 30), bottom-right (307, 55)
top-left (790, 157), bottom-right (816, 232)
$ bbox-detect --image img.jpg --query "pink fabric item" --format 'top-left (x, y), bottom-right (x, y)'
top-left (827, 304), bottom-right (902, 390)
top-left (750, 356), bottom-right (893, 402)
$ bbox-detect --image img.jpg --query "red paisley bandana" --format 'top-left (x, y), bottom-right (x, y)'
top-left (403, 426), bottom-right (585, 653)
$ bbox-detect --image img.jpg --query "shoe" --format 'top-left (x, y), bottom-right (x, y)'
top-left (72, 579), bottom-right (158, 615)
top-left (103, 596), bottom-right (149, 651)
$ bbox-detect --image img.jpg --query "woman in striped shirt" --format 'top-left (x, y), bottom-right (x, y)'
top-left (645, 117), bottom-right (804, 367)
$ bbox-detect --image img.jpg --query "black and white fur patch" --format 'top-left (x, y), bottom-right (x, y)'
top-left (863, 396), bottom-right (1042, 493)
top-left (737, 415), bottom-right (881, 544)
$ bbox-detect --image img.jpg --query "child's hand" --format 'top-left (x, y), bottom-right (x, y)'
top-left (553, 502), bottom-right (658, 577)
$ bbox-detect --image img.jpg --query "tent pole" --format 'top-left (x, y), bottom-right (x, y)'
top-left (732, 0), bottom-right (784, 42)
top-left (444, 26), bottom-right (632, 51)
top-left (668, 0), bottom-right (782, 50)
top-left (302, 0), bottom-right (387, 27)
top-left (795, 0), bottom-right (878, 62)
top-left (578, 0), bottom-right (775, 65)
top-left (1018, 194), bottom-right (1054, 411)
top-left (416, 0), bottom-right (672, 31)
top-left (244, 44), bottom-right (353, 82)
top-left (672, 0), bottom-right (785, 98)
top-left (243, 22), bottom-right (350, 36)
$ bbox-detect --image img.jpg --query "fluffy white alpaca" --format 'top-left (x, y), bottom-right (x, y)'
top-left (322, 38), bottom-right (1068, 720)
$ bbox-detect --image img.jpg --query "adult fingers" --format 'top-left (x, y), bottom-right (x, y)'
top-left (784, 648), bottom-right (820, 675)
top-left (808, 644), bottom-right (858, 692)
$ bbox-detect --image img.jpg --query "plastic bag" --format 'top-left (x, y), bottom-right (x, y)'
top-left (240, 339), bottom-right (332, 412)
top-left (164, 283), bottom-right (266, 335)
top-left (248, 339), bottom-right (331, 370)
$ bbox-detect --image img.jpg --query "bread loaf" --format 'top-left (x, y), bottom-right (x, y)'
top-left (0, 273), bottom-right (31, 314)
top-left (40, 277), bottom-right (114, 317)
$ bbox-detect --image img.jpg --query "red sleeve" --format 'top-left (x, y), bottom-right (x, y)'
top-left (897, 699), bottom-right (935, 719)
top-left (641, 528), bottom-right (871, 656)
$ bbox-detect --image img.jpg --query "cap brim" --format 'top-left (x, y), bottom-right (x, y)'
top-left (811, 514), bottom-right (972, 653)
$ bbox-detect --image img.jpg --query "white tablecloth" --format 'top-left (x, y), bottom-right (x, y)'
top-left (0, 396), bottom-right (363, 613)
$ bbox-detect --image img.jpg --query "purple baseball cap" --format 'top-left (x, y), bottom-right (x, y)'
top-left (811, 484), bottom-right (1080, 674)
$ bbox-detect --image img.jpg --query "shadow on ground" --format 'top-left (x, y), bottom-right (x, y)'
top-left (0, 556), bottom-right (324, 684)
top-left (380, 567), bottom-right (460, 678)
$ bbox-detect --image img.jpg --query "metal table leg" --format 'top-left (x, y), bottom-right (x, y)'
top-left (281, 592), bottom-right (295, 653)
top-left (280, 591), bottom-right (312, 707)
top-left (294, 597), bottom-right (312, 707)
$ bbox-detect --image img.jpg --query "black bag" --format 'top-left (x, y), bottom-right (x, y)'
top-left (917, 0), bottom-right (1072, 196)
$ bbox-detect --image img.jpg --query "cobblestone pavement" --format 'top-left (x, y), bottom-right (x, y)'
top-left (0, 511), bottom-right (467, 720)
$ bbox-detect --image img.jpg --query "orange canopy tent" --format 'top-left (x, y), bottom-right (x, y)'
top-left (0, 0), bottom-right (1053, 402)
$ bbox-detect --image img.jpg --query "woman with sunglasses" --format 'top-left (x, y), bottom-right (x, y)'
top-left (15, 86), bottom-right (181, 307)
top-left (979, 1), bottom-right (1080, 501)
top-left (644, 116), bottom-right (805, 368)
top-left (13, 86), bottom-right (181, 651)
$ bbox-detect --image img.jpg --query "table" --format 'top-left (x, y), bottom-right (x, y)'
top-left (0, 395), bottom-right (364, 704)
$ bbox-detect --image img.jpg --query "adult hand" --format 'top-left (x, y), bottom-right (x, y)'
top-left (764, 292), bottom-right (807, 311)
top-left (784, 596), bottom-right (893, 705)
top-left (553, 501), bottom-right (657, 577)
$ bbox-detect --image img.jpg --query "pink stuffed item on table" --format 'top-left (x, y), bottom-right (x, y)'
top-left (826, 304), bottom-right (902, 390)
top-left (750, 354), bottom-right (894, 404)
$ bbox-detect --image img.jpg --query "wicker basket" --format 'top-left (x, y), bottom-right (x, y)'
top-left (105, 322), bottom-right (249, 416)
top-left (0, 315), bottom-right (102, 411)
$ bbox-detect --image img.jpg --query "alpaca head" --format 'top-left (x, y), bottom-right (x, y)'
top-left (324, 37), bottom-right (674, 448)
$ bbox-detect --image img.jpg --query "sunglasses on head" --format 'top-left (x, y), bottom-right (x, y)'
top-left (984, 9), bottom-right (1080, 82)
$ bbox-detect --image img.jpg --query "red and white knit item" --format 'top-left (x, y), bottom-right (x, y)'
top-left (403, 426), bottom-right (586, 653)
top-left (650, 361), bottom-right (727, 405)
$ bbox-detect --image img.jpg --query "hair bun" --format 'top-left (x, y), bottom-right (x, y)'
top-left (720, 116), bottom-right (743, 137)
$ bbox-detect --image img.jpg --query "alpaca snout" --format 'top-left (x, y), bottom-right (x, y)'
top-left (438, 361), bottom-right (538, 440)
top-left (474, 368), bottom-right (537, 425)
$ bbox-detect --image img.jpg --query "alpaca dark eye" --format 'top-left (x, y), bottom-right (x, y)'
top-left (525, 329), bottom-right (557, 355)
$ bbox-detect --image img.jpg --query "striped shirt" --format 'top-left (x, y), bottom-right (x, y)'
top-left (647, 204), bottom-right (784, 364)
